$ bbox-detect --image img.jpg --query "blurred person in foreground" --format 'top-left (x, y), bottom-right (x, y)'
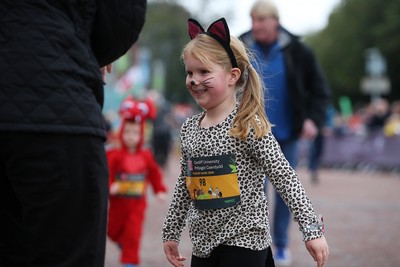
top-left (0, 1), bottom-right (146, 266)
top-left (240, 1), bottom-right (330, 265)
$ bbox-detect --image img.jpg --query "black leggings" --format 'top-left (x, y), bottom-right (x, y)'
top-left (191, 245), bottom-right (275, 267)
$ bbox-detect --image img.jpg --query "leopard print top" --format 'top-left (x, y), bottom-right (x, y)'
top-left (162, 107), bottom-right (322, 258)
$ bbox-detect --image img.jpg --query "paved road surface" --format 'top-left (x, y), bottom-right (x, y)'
top-left (105, 153), bottom-right (400, 267)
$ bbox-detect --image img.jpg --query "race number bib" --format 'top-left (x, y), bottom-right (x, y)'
top-left (186, 154), bottom-right (240, 210)
top-left (115, 173), bottom-right (145, 198)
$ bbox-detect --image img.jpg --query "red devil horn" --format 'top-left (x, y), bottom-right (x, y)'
top-left (188, 18), bottom-right (205, 39)
top-left (207, 18), bottom-right (231, 45)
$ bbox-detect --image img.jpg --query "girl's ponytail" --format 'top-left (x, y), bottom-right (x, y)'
top-left (231, 63), bottom-right (270, 140)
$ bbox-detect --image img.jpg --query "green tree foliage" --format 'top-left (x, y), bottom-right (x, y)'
top-left (305, 0), bottom-right (400, 105)
top-left (138, 1), bottom-right (234, 103)
top-left (138, 2), bottom-right (191, 102)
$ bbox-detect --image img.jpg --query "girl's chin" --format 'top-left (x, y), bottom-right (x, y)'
top-left (194, 100), bottom-right (207, 109)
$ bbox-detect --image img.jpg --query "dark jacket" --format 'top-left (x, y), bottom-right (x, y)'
top-left (0, 0), bottom-right (146, 139)
top-left (240, 27), bottom-right (330, 138)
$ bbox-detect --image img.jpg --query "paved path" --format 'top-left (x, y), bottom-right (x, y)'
top-left (105, 153), bottom-right (400, 267)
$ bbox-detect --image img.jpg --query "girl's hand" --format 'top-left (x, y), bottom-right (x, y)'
top-left (163, 241), bottom-right (186, 267)
top-left (305, 235), bottom-right (329, 267)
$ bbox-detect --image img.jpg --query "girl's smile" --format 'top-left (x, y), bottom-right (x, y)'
top-left (188, 77), bottom-right (214, 97)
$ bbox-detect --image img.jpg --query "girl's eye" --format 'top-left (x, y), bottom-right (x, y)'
top-left (186, 71), bottom-right (193, 77)
top-left (200, 69), bottom-right (209, 74)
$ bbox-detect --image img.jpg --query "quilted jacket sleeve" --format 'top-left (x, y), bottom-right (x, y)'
top-left (91, 0), bottom-right (146, 67)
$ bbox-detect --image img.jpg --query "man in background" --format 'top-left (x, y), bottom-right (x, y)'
top-left (240, 0), bottom-right (330, 265)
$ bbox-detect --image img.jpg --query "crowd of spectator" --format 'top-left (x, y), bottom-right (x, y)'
top-left (332, 98), bottom-right (400, 138)
top-left (296, 97), bottom-right (400, 173)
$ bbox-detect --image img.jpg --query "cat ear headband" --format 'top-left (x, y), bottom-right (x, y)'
top-left (188, 18), bottom-right (238, 68)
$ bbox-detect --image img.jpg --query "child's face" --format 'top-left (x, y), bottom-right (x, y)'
top-left (184, 54), bottom-right (236, 111)
top-left (122, 121), bottom-right (141, 150)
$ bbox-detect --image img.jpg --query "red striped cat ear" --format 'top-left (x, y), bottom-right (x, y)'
top-left (188, 18), bottom-right (205, 39)
top-left (206, 18), bottom-right (231, 45)
top-left (187, 17), bottom-right (238, 68)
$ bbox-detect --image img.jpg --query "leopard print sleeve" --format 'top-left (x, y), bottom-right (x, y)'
top-left (251, 130), bottom-right (323, 241)
top-left (162, 121), bottom-right (191, 243)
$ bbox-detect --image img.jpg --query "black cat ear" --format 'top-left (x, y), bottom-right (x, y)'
top-left (187, 17), bottom-right (238, 68)
top-left (188, 18), bottom-right (205, 39)
top-left (206, 18), bottom-right (231, 46)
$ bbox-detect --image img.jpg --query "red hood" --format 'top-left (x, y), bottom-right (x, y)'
top-left (118, 96), bottom-right (157, 151)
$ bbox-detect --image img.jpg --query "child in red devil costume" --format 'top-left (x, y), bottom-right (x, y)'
top-left (107, 96), bottom-right (167, 267)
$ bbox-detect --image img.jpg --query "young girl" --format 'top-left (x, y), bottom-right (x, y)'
top-left (162, 18), bottom-right (329, 267)
top-left (107, 96), bottom-right (167, 267)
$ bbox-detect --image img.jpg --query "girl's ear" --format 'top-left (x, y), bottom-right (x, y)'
top-left (229, 67), bottom-right (241, 86)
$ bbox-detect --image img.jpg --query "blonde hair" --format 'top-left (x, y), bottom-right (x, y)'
top-left (182, 34), bottom-right (271, 140)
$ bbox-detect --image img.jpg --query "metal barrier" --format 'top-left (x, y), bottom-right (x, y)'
top-left (299, 133), bottom-right (400, 171)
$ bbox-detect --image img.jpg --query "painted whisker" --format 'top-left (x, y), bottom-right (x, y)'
top-left (201, 77), bottom-right (214, 88)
